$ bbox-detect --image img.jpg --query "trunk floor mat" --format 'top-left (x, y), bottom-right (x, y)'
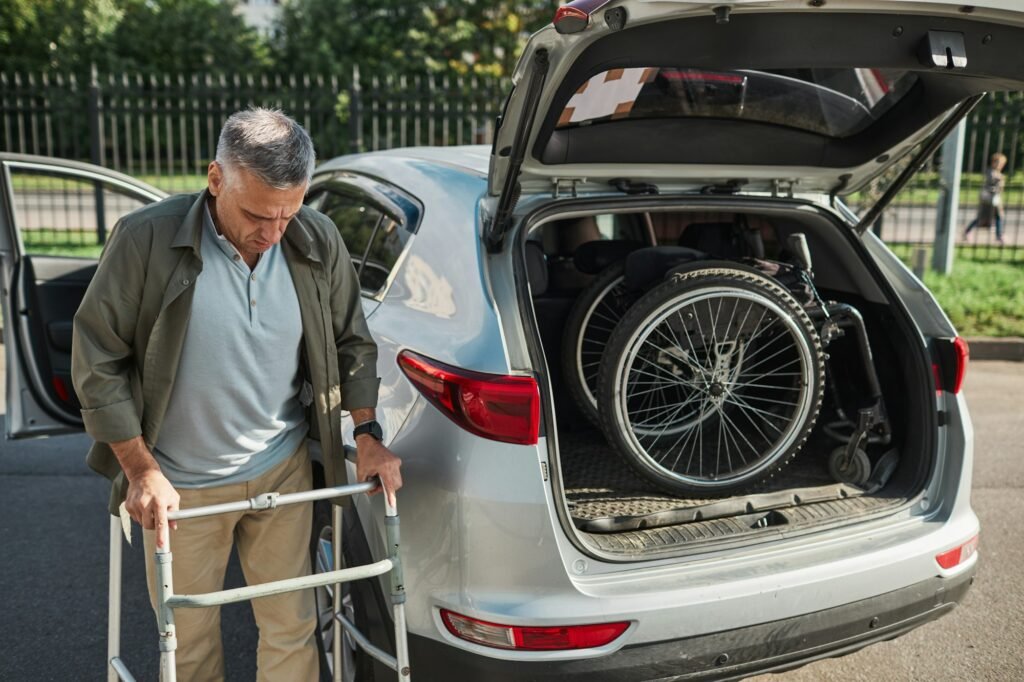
top-left (558, 430), bottom-right (907, 553)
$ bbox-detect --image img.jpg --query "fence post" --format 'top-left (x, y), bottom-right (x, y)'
top-left (933, 119), bottom-right (966, 274)
top-left (349, 65), bottom-right (363, 154)
top-left (88, 64), bottom-right (108, 245)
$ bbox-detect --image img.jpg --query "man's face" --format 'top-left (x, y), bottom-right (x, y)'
top-left (207, 162), bottom-right (306, 262)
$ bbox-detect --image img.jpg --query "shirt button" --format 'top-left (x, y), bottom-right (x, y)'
top-left (251, 273), bottom-right (256, 281)
top-left (182, 279), bottom-right (189, 286)
top-left (233, 254), bottom-right (240, 261)
top-left (250, 299), bottom-right (256, 307)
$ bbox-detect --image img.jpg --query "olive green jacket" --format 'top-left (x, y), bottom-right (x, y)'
top-left (71, 191), bottom-right (380, 514)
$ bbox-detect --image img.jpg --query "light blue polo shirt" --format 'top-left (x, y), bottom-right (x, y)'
top-left (153, 203), bottom-right (308, 488)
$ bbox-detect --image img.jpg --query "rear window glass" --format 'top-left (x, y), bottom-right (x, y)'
top-left (556, 67), bottom-right (917, 138)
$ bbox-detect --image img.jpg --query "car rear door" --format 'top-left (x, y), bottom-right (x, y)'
top-left (0, 154), bottom-right (165, 439)
top-left (486, 0), bottom-right (1024, 246)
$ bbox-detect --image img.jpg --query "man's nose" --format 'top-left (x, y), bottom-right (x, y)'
top-left (263, 222), bottom-right (287, 242)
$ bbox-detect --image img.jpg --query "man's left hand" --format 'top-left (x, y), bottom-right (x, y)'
top-left (355, 436), bottom-right (403, 507)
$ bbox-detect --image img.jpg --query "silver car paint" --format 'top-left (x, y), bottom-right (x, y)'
top-left (322, 147), bottom-right (978, 662)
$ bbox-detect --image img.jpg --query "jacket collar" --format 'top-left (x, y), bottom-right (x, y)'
top-left (284, 212), bottom-right (322, 263)
top-left (172, 189), bottom-right (322, 263)
top-left (171, 190), bottom-right (208, 258)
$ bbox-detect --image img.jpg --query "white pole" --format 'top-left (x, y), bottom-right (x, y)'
top-left (332, 504), bottom-right (344, 682)
top-left (933, 119), bottom-right (967, 274)
top-left (107, 515), bottom-right (122, 682)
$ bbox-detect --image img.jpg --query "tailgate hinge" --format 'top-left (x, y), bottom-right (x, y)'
top-left (772, 179), bottom-right (797, 198)
top-left (552, 177), bottom-right (584, 199)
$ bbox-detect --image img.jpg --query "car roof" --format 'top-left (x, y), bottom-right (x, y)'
top-left (317, 145), bottom-right (490, 178)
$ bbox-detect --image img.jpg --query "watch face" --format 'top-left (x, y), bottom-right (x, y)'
top-left (356, 421), bottom-right (383, 441)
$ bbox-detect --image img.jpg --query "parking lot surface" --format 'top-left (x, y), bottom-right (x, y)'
top-left (0, 353), bottom-right (1021, 681)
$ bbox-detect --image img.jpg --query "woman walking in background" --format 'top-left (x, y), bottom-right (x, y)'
top-left (963, 152), bottom-right (1009, 244)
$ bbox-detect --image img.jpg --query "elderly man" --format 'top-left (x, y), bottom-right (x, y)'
top-left (72, 108), bottom-right (402, 680)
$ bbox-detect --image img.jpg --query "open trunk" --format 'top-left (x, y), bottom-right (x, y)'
top-left (522, 200), bottom-right (935, 558)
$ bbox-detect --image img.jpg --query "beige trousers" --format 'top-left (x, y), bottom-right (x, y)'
top-left (143, 441), bottom-right (320, 682)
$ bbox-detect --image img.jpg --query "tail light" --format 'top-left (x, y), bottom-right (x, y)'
top-left (441, 609), bottom-right (630, 651)
top-left (397, 350), bottom-right (540, 445)
top-left (935, 535), bottom-right (979, 569)
top-left (554, 0), bottom-right (612, 34)
top-left (932, 337), bottom-right (969, 394)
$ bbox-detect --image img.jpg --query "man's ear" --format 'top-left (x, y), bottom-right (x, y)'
top-left (208, 161), bottom-right (224, 196)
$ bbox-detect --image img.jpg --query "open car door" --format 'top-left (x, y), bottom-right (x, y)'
top-left (0, 154), bottom-right (165, 439)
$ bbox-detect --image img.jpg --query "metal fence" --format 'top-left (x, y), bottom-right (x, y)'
top-left (0, 67), bottom-right (508, 194)
top-left (1, 67), bottom-right (1021, 262)
top-left (848, 91), bottom-right (1024, 263)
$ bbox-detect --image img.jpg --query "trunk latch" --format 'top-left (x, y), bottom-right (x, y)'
top-left (918, 31), bottom-right (968, 70)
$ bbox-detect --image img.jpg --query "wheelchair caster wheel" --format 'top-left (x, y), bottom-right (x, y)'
top-left (829, 446), bottom-right (871, 486)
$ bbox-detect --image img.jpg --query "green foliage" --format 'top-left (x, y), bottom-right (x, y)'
top-left (0, 0), bottom-right (553, 80)
top-left (110, 0), bottom-right (271, 73)
top-left (0, 0), bottom-right (270, 74)
top-left (275, 0), bottom-right (554, 79)
top-left (0, 0), bottom-right (124, 71)
top-left (889, 245), bottom-right (1024, 337)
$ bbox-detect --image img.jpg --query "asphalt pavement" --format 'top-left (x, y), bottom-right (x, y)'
top-left (0, 354), bottom-right (1021, 681)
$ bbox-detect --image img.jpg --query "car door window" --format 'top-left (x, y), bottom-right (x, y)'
top-left (8, 168), bottom-right (151, 257)
top-left (313, 190), bottom-right (383, 284)
top-left (361, 216), bottom-right (411, 295)
top-left (308, 183), bottom-right (415, 297)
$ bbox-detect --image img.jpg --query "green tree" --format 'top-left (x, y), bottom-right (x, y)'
top-left (0, 0), bottom-right (270, 74)
top-left (0, 0), bottom-right (124, 71)
top-left (111, 0), bottom-right (271, 73)
top-left (410, 2), bottom-right (554, 77)
top-left (275, 0), bottom-right (555, 79)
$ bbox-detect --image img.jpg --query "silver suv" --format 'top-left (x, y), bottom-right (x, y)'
top-left (4, 1), bottom-right (1020, 679)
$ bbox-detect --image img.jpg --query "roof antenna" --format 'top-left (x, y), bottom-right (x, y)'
top-left (713, 5), bottom-right (731, 24)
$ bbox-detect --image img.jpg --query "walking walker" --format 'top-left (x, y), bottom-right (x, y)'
top-left (105, 479), bottom-right (411, 681)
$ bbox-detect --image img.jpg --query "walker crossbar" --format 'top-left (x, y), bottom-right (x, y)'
top-left (107, 479), bottom-right (411, 681)
top-left (167, 559), bottom-right (394, 609)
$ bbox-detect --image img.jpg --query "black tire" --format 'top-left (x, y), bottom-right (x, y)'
top-left (312, 499), bottom-right (375, 682)
top-left (560, 261), bottom-right (638, 427)
top-left (597, 267), bottom-right (825, 496)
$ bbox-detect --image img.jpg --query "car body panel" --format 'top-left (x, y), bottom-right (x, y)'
top-left (304, 147), bottom-right (979, 675)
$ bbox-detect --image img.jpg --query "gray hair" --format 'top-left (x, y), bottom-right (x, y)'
top-left (215, 108), bottom-right (316, 189)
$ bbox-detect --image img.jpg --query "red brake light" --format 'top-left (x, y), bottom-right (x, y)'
top-left (932, 336), bottom-right (969, 395)
top-left (398, 351), bottom-right (540, 445)
top-left (952, 337), bottom-right (969, 394)
top-left (440, 609), bottom-right (630, 650)
top-left (935, 535), bottom-right (978, 570)
top-left (553, 0), bottom-right (612, 34)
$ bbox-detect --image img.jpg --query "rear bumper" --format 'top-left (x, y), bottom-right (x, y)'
top-left (407, 565), bottom-right (975, 682)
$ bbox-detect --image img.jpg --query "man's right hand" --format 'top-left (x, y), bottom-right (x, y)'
top-left (111, 436), bottom-right (180, 548)
top-left (125, 469), bottom-right (180, 547)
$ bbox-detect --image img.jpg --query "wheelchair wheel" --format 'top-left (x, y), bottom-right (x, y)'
top-left (597, 267), bottom-right (825, 496)
top-left (561, 261), bottom-right (637, 426)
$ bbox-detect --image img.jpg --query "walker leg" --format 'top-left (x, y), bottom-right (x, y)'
top-left (155, 526), bottom-right (177, 682)
top-left (108, 515), bottom-right (123, 682)
top-left (393, 603), bottom-right (411, 681)
top-left (332, 504), bottom-right (344, 682)
top-left (384, 493), bottom-right (410, 681)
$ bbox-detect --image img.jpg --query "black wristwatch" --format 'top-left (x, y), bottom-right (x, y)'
top-left (353, 420), bottom-right (384, 442)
